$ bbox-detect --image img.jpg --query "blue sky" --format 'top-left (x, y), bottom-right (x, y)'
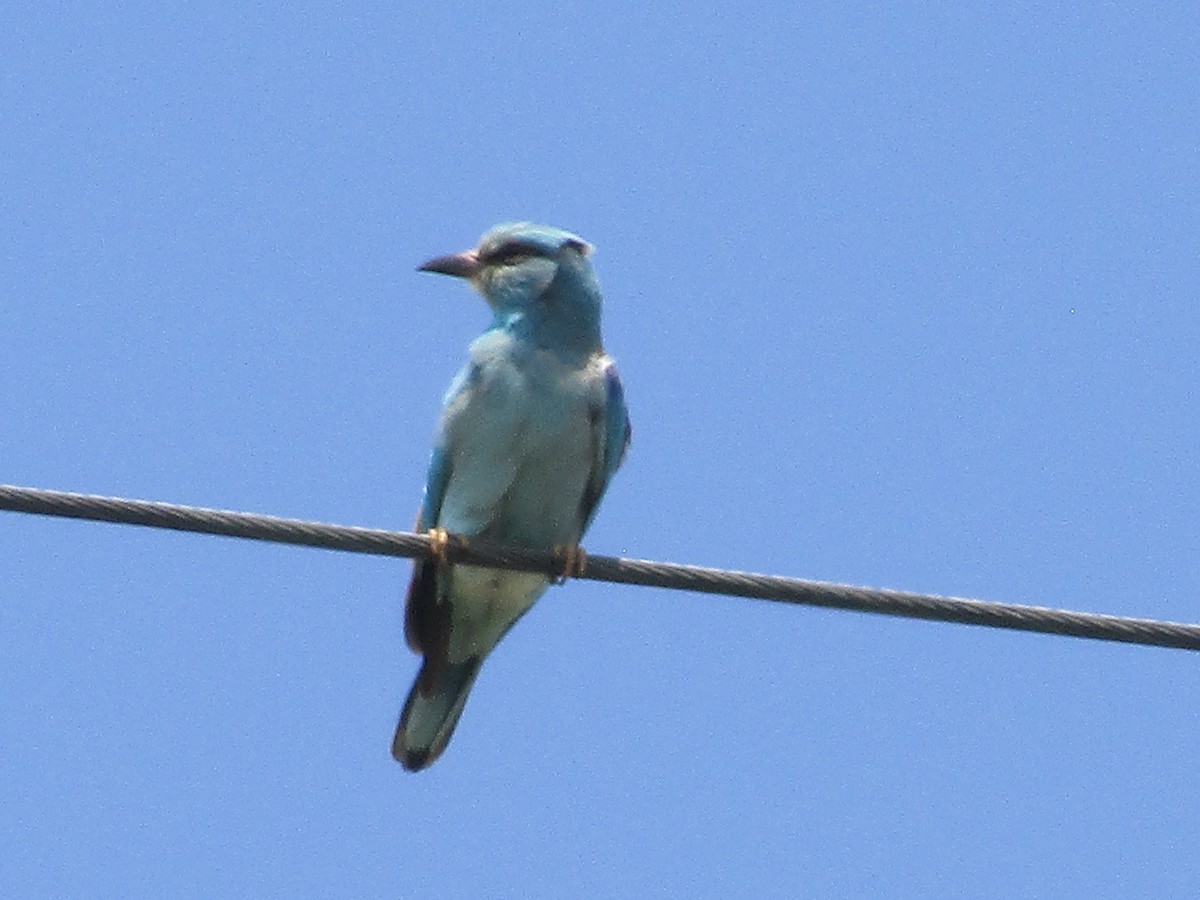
top-left (4, 3), bottom-right (1199, 897)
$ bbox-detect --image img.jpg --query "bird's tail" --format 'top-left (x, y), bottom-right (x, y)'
top-left (392, 656), bottom-right (482, 771)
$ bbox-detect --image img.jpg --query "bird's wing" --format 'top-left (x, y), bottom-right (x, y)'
top-left (404, 354), bottom-right (525, 654)
top-left (403, 364), bottom-right (468, 657)
top-left (579, 361), bottom-right (631, 533)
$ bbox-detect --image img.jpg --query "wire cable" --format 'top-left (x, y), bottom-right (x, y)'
top-left (3, 483), bottom-right (1198, 651)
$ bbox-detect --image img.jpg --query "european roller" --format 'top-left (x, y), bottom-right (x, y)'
top-left (393, 222), bottom-right (631, 770)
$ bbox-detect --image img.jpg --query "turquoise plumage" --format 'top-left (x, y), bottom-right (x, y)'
top-left (393, 223), bottom-right (631, 770)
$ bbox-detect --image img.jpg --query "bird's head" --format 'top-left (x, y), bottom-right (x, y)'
top-left (418, 222), bottom-right (599, 321)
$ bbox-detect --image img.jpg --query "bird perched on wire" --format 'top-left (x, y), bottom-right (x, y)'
top-left (393, 222), bottom-right (631, 770)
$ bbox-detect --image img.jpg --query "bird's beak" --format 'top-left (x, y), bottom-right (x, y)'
top-left (417, 249), bottom-right (481, 279)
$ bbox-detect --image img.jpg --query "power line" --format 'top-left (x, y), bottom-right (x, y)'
top-left (3, 482), bottom-right (1198, 652)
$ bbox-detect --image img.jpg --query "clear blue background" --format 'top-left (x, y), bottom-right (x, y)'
top-left (4, 3), bottom-right (1199, 897)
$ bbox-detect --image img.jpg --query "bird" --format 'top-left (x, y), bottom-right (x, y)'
top-left (393, 222), bottom-right (631, 770)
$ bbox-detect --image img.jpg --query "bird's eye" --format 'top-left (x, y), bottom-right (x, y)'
top-left (486, 244), bottom-right (533, 267)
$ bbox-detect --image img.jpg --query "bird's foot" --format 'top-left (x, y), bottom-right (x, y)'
top-left (426, 527), bottom-right (467, 565)
top-left (551, 544), bottom-right (588, 585)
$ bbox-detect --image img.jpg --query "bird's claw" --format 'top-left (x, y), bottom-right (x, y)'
top-left (427, 527), bottom-right (466, 565)
top-left (551, 544), bottom-right (588, 585)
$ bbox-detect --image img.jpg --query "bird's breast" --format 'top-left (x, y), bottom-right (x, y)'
top-left (438, 338), bottom-right (606, 542)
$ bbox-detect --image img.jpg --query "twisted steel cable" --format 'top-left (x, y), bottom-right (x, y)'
top-left (3, 483), bottom-right (1198, 651)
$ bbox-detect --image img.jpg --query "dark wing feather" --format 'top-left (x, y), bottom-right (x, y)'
top-left (579, 362), bottom-right (631, 533)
